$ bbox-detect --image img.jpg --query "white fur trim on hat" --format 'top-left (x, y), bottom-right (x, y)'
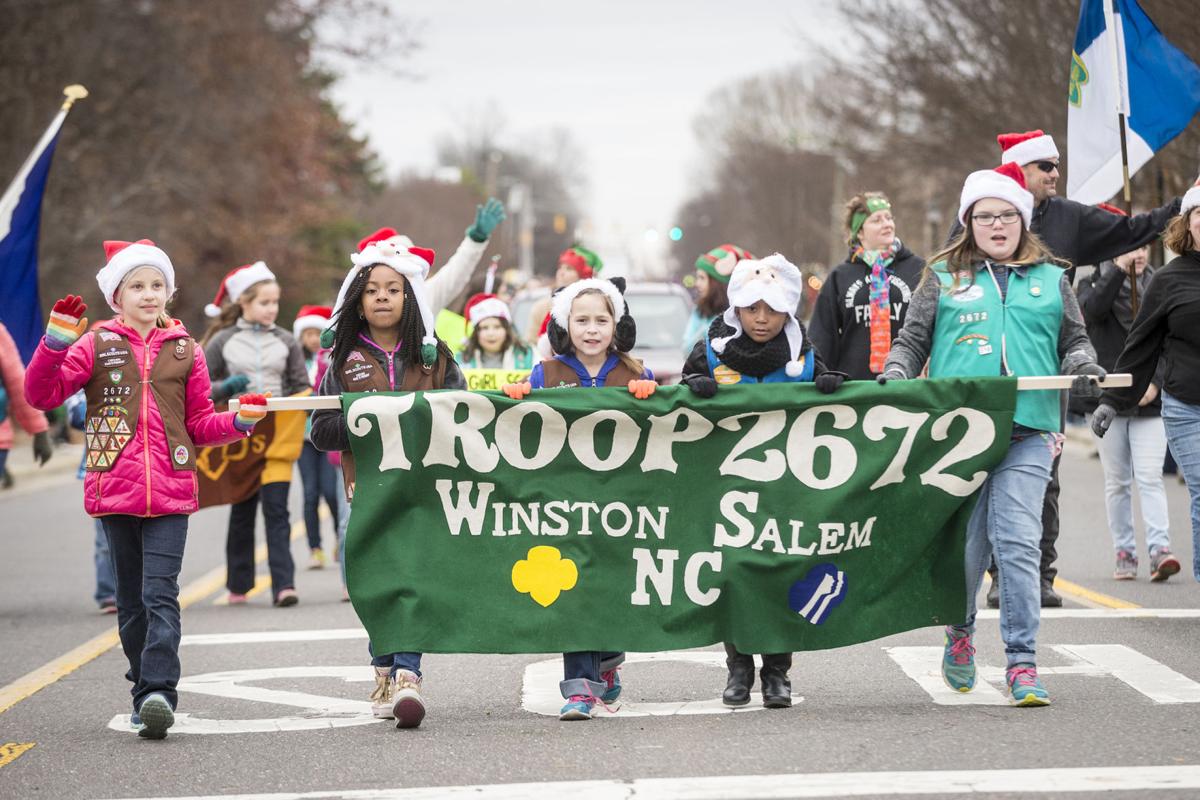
top-left (205, 261), bottom-right (276, 317)
top-left (96, 243), bottom-right (175, 313)
top-left (331, 254), bottom-right (438, 350)
top-left (467, 297), bottom-right (511, 326)
top-left (550, 278), bottom-right (626, 329)
top-left (1181, 186), bottom-right (1200, 217)
top-left (1000, 134), bottom-right (1059, 166)
top-left (292, 315), bottom-right (328, 338)
top-left (712, 254), bottom-right (806, 375)
top-left (958, 169), bottom-right (1035, 230)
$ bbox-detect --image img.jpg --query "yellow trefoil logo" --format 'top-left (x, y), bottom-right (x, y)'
top-left (511, 546), bottom-right (578, 607)
top-left (1069, 50), bottom-right (1089, 108)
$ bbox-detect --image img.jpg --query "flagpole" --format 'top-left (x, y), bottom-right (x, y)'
top-left (1106, 0), bottom-right (1139, 314)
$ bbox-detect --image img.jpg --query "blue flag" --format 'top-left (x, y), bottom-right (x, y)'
top-left (0, 106), bottom-right (71, 363)
top-left (1067, 0), bottom-right (1200, 204)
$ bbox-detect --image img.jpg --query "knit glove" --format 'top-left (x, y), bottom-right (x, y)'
top-left (44, 295), bottom-right (88, 351)
top-left (0, 384), bottom-right (8, 425)
top-left (628, 379), bottom-right (657, 400)
top-left (219, 374), bottom-right (251, 397)
top-left (814, 370), bottom-right (848, 394)
top-left (1091, 403), bottom-right (1117, 438)
top-left (234, 392), bottom-right (270, 431)
top-left (32, 431), bottom-right (53, 466)
top-left (1070, 363), bottom-right (1107, 398)
top-left (502, 382), bottom-right (532, 400)
top-left (875, 369), bottom-right (906, 385)
top-left (466, 198), bottom-right (506, 243)
top-left (681, 374), bottom-right (717, 399)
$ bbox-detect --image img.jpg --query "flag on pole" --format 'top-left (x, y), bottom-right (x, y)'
top-left (1067, 0), bottom-right (1200, 205)
top-left (0, 87), bottom-right (85, 362)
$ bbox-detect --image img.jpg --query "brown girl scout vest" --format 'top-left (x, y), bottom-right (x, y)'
top-left (537, 357), bottom-right (643, 389)
top-left (84, 332), bottom-right (197, 472)
top-left (339, 345), bottom-right (447, 499)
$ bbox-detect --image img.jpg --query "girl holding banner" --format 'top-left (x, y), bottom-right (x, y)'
top-left (881, 164), bottom-right (1103, 707)
top-left (310, 228), bottom-right (467, 730)
top-left (24, 239), bottom-right (267, 739)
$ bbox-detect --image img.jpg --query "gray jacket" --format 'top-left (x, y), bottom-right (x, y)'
top-left (205, 318), bottom-right (310, 400)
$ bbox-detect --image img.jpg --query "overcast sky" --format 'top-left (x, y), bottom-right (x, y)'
top-left (326, 1), bottom-right (846, 253)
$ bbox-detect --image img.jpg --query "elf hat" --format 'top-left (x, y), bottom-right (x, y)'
top-left (332, 227), bottom-right (439, 365)
top-left (695, 244), bottom-right (753, 283)
top-left (204, 261), bottom-right (276, 317)
top-left (96, 239), bottom-right (176, 313)
top-left (958, 162), bottom-right (1035, 229)
top-left (463, 293), bottom-right (511, 330)
top-left (1181, 186), bottom-right (1200, 217)
top-left (558, 245), bottom-right (603, 280)
top-left (712, 253), bottom-right (808, 377)
top-left (292, 305), bottom-right (332, 339)
top-left (998, 129), bottom-right (1059, 166)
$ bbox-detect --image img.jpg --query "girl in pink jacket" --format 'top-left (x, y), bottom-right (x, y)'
top-left (24, 239), bottom-right (268, 740)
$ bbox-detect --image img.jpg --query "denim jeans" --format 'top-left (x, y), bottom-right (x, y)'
top-left (94, 517), bottom-right (116, 604)
top-left (368, 645), bottom-right (422, 678)
top-left (1092, 415), bottom-right (1171, 554)
top-left (102, 514), bottom-right (188, 712)
top-left (297, 441), bottom-right (340, 551)
top-left (561, 651), bottom-right (625, 698)
top-left (952, 432), bottom-right (1054, 668)
top-left (225, 481), bottom-right (296, 598)
top-left (335, 465), bottom-right (349, 589)
top-left (1161, 392), bottom-right (1200, 580)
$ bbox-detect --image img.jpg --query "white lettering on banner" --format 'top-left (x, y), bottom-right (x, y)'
top-left (641, 407), bottom-right (714, 473)
top-left (712, 490), bottom-right (759, 548)
top-left (630, 548), bottom-right (679, 605)
top-left (918, 408), bottom-right (994, 496)
top-left (713, 490), bottom-right (876, 557)
top-left (684, 551), bottom-right (723, 606)
top-left (862, 406), bottom-right (931, 489)
top-left (787, 404), bottom-right (858, 489)
top-left (435, 480), bottom-right (495, 536)
top-left (423, 392), bottom-right (499, 471)
top-left (635, 507), bottom-right (669, 540)
top-left (567, 409), bottom-right (640, 470)
top-left (346, 394), bottom-right (415, 471)
top-left (494, 402), bottom-right (567, 469)
top-left (602, 502), bottom-right (633, 537)
top-left (716, 411), bottom-right (787, 481)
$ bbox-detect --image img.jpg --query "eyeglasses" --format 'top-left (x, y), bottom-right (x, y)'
top-left (1033, 160), bottom-right (1059, 173)
top-left (971, 211), bottom-right (1022, 226)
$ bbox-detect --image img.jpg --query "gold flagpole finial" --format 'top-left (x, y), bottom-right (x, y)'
top-left (61, 84), bottom-right (88, 110)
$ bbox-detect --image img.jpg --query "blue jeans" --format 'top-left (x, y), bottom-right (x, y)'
top-left (561, 651), bottom-right (625, 698)
top-left (336, 465), bottom-right (349, 588)
top-left (1161, 392), bottom-right (1200, 580)
top-left (94, 518), bottom-right (115, 604)
top-left (1092, 415), bottom-right (1171, 554)
top-left (102, 514), bottom-right (189, 712)
top-left (225, 481), bottom-right (296, 598)
top-left (952, 432), bottom-right (1054, 668)
top-left (297, 441), bottom-right (340, 551)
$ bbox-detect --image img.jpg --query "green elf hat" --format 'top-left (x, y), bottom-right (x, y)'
top-left (559, 245), bottom-right (603, 279)
top-left (695, 244), bottom-right (753, 284)
top-left (850, 196), bottom-right (891, 238)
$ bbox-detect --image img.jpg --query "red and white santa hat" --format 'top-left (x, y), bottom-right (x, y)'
top-left (463, 293), bottom-right (511, 329)
top-left (332, 227), bottom-right (438, 354)
top-left (998, 129), bottom-right (1059, 166)
top-left (292, 305), bottom-right (332, 339)
top-left (1181, 186), bottom-right (1200, 218)
top-left (205, 261), bottom-right (276, 317)
top-left (958, 162), bottom-right (1035, 230)
top-left (95, 239), bottom-right (176, 313)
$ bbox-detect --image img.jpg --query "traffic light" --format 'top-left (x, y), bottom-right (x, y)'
top-left (553, 214), bottom-right (567, 234)
top-left (669, 226), bottom-right (683, 241)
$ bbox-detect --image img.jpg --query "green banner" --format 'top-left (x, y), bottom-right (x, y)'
top-left (342, 379), bottom-right (1016, 655)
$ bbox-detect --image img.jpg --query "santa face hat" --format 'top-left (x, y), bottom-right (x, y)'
top-left (695, 244), bottom-right (752, 284)
top-left (292, 305), bottom-right (332, 339)
top-left (558, 246), bottom-right (603, 280)
top-left (550, 278), bottom-right (626, 330)
top-left (712, 253), bottom-right (808, 377)
top-left (96, 239), bottom-right (176, 313)
top-left (463, 293), bottom-right (512, 330)
top-left (958, 162), bottom-right (1035, 230)
top-left (331, 227), bottom-right (439, 364)
top-left (205, 261), bottom-right (276, 317)
top-left (998, 129), bottom-right (1059, 166)
top-left (1181, 186), bottom-right (1200, 218)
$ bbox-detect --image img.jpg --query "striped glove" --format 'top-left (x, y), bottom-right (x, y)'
top-left (45, 295), bottom-right (88, 351)
top-left (234, 392), bottom-right (270, 431)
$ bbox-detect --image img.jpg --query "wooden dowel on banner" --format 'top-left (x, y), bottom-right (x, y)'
top-left (229, 374), bottom-right (1134, 413)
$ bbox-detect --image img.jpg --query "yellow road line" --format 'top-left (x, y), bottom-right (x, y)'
top-left (0, 742), bottom-right (36, 770)
top-left (1053, 577), bottom-right (1142, 610)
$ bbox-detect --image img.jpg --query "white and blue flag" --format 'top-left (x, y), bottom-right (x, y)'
top-left (1067, 0), bottom-right (1200, 204)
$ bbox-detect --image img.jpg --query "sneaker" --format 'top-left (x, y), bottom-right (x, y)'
top-left (274, 588), bottom-right (299, 607)
top-left (941, 627), bottom-right (976, 692)
top-left (559, 695), bottom-right (595, 721)
top-left (129, 711), bottom-right (142, 731)
top-left (137, 693), bottom-right (175, 739)
top-left (226, 592), bottom-right (248, 605)
top-left (600, 669), bottom-right (622, 704)
top-left (391, 670), bottom-right (426, 729)
top-left (1114, 550), bottom-right (1138, 580)
top-left (99, 597), bottom-right (117, 614)
top-left (307, 548), bottom-right (327, 570)
top-left (1150, 548), bottom-right (1181, 583)
top-left (369, 667), bottom-right (394, 719)
top-left (1006, 665), bottom-right (1050, 707)
top-left (341, 586), bottom-right (351, 602)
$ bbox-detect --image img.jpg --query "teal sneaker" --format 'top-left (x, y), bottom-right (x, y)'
top-left (941, 626), bottom-right (976, 692)
top-left (1006, 665), bottom-right (1050, 707)
top-left (137, 694), bottom-right (175, 739)
top-left (559, 695), bottom-right (595, 721)
top-left (600, 669), bottom-right (621, 704)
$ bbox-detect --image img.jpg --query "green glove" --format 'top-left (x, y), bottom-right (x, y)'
top-left (466, 198), bottom-right (506, 242)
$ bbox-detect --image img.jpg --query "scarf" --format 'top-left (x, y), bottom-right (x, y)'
top-left (853, 241), bottom-right (898, 373)
top-left (707, 317), bottom-right (792, 378)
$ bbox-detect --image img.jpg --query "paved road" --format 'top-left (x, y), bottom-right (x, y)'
top-left (1, 434), bottom-right (1198, 799)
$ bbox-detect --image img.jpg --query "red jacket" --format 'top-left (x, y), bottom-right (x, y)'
top-left (0, 322), bottom-right (49, 450)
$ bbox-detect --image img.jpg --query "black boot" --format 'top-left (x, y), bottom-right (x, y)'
top-left (722, 644), bottom-right (754, 707)
top-left (1040, 577), bottom-right (1063, 608)
top-left (986, 562), bottom-right (1000, 608)
top-left (759, 653), bottom-right (792, 708)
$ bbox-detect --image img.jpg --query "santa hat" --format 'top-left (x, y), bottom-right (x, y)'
top-left (292, 305), bottom-right (332, 339)
top-left (1181, 186), bottom-right (1200, 218)
top-left (549, 277), bottom-right (626, 330)
top-left (331, 227), bottom-right (439, 365)
top-left (205, 261), bottom-right (276, 317)
top-left (712, 254), bottom-right (808, 377)
top-left (463, 293), bottom-right (511, 330)
top-left (696, 244), bottom-right (752, 284)
top-left (958, 163), bottom-right (1035, 229)
top-left (95, 239), bottom-right (176, 313)
top-left (997, 129), bottom-right (1059, 166)
top-left (558, 245), bottom-right (603, 280)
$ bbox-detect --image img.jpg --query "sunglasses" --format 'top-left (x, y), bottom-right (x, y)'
top-left (1033, 160), bottom-right (1059, 174)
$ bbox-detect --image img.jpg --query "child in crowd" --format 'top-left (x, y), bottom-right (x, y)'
top-left (682, 243), bottom-right (752, 354)
top-left (456, 292), bottom-right (534, 370)
top-left (293, 305), bottom-right (340, 569)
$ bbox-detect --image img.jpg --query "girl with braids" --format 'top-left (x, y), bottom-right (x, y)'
top-left (309, 228), bottom-right (465, 731)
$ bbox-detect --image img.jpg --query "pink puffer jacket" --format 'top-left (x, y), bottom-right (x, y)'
top-left (24, 319), bottom-right (245, 517)
top-left (0, 322), bottom-right (49, 450)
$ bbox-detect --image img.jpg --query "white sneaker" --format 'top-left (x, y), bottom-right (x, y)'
top-left (369, 666), bottom-right (394, 719)
top-left (391, 669), bottom-right (426, 729)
